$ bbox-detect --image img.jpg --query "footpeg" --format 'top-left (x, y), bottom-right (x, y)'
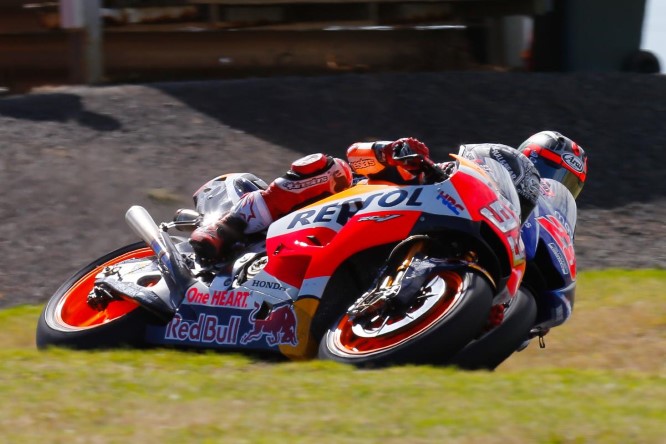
top-left (94, 279), bottom-right (176, 323)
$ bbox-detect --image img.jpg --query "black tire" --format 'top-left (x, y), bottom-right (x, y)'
top-left (318, 269), bottom-right (493, 367)
top-left (447, 287), bottom-right (537, 370)
top-left (36, 242), bottom-right (158, 350)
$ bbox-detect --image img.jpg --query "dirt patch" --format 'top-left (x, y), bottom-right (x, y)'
top-left (0, 72), bottom-right (664, 308)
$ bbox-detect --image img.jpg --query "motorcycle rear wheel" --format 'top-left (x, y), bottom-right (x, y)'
top-left (318, 268), bottom-right (493, 367)
top-left (36, 242), bottom-right (156, 349)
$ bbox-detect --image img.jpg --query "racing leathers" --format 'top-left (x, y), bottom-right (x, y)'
top-left (189, 138), bottom-right (540, 262)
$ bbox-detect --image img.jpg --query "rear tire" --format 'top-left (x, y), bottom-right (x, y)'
top-left (36, 242), bottom-right (157, 350)
top-left (318, 269), bottom-right (493, 367)
top-left (447, 287), bottom-right (537, 370)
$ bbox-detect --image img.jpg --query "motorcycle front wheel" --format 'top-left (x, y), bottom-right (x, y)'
top-left (36, 242), bottom-right (156, 350)
top-left (318, 268), bottom-right (493, 367)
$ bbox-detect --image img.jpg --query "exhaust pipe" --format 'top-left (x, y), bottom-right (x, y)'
top-left (125, 205), bottom-right (167, 257)
top-left (125, 205), bottom-right (194, 308)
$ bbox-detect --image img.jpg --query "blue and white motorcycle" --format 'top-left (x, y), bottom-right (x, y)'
top-left (449, 178), bottom-right (578, 370)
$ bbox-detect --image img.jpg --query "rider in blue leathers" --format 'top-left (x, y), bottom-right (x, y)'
top-left (517, 131), bottom-right (588, 337)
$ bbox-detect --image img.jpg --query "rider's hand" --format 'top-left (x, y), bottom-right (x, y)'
top-left (382, 138), bottom-right (430, 171)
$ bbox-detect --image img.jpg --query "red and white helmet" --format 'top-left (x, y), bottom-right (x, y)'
top-left (518, 131), bottom-right (588, 199)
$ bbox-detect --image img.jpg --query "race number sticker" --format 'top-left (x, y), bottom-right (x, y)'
top-left (480, 199), bottom-right (520, 233)
top-left (481, 198), bottom-right (524, 263)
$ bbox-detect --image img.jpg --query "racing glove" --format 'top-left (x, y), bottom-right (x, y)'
top-left (381, 137), bottom-right (431, 171)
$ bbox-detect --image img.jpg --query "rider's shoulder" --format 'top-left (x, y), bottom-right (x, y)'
top-left (457, 143), bottom-right (517, 158)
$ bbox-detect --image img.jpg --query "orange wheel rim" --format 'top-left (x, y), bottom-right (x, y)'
top-left (332, 271), bottom-right (464, 355)
top-left (57, 248), bottom-right (154, 328)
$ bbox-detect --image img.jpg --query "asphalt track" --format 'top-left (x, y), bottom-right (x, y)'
top-left (0, 72), bottom-right (664, 308)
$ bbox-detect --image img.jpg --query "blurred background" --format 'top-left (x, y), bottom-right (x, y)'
top-left (0, 0), bottom-right (662, 93)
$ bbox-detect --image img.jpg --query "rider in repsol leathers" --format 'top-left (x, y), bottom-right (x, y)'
top-left (189, 133), bottom-right (586, 265)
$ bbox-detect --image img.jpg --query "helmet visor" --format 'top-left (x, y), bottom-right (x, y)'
top-left (532, 156), bottom-right (584, 198)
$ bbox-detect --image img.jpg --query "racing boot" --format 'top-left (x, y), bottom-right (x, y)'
top-left (189, 214), bottom-right (247, 264)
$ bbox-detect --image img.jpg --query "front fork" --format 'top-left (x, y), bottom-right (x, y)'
top-left (348, 236), bottom-right (489, 320)
top-left (379, 240), bottom-right (425, 288)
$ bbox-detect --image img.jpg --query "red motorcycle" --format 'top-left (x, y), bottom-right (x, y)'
top-left (37, 154), bottom-right (527, 367)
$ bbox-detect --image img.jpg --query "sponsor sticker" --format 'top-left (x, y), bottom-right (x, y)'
top-left (240, 303), bottom-right (298, 346)
top-left (547, 242), bottom-right (569, 275)
top-left (436, 191), bottom-right (464, 215)
top-left (350, 158), bottom-right (377, 170)
top-left (282, 175), bottom-right (329, 191)
top-left (358, 214), bottom-right (402, 222)
top-left (287, 187), bottom-right (424, 229)
top-left (185, 287), bottom-right (250, 308)
top-left (250, 280), bottom-right (285, 291)
top-left (562, 153), bottom-right (584, 172)
top-left (165, 313), bottom-right (241, 345)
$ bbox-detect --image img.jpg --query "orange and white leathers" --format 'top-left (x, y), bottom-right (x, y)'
top-left (347, 139), bottom-right (429, 184)
top-left (229, 138), bottom-right (430, 236)
top-left (230, 154), bottom-right (352, 234)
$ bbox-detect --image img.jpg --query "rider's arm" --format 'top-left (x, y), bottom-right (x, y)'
top-left (347, 138), bottom-right (431, 183)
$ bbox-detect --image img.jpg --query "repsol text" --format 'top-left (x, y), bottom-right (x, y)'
top-left (287, 187), bottom-right (424, 229)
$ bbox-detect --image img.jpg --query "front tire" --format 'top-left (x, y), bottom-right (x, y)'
top-left (318, 269), bottom-right (493, 367)
top-left (36, 242), bottom-right (157, 350)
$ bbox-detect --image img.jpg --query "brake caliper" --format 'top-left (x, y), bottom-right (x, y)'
top-left (87, 266), bottom-right (122, 311)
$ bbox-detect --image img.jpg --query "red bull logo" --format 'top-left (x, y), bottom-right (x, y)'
top-left (165, 314), bottom-right (241, 345)
top-left (240, 303), bottom-right (298, 346)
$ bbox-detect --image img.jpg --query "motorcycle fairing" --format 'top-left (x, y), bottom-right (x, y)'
top-left (113, 234), bottom-right (300, 351)
top-left (521, 179), bottom-right (578, 329)
top-left (144, 274), bottom-right (303, 351)
top-left (143, 161), bottom-right (526, 359)
top-left (255, 161), bottom-right (525, 357)
top-left (449, 156), bottom-right (526, 295)
top-left (521, 210), bottom-right (540, 260)
top-left (266, 165), bottom-right (522, 301)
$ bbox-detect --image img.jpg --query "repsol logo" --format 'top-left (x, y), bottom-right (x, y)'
top-left (287, 187), bottom-right (424, 229)
top-left (562, 153), bottom-right (584, 172)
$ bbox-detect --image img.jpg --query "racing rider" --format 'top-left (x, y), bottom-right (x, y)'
top-left (519, 130), bottom-right (588, 201)
top-left (516, 130), bottom-right (588, 343)
top-left (189, 137), bottom-right (545, 263)
top-left (188, 153), bottom-right (354, 262)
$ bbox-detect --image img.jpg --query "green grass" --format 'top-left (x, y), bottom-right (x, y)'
top-left (575, 269), bottom-right (665, 308)
top-left (0, 270), bottom-right (664, 443)
top-left (502, 269), bottom-right (666, 373)
top-left (0, 304), bottom-right (40, 349)
top-left (0, 352), bottom-right (664, 443)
